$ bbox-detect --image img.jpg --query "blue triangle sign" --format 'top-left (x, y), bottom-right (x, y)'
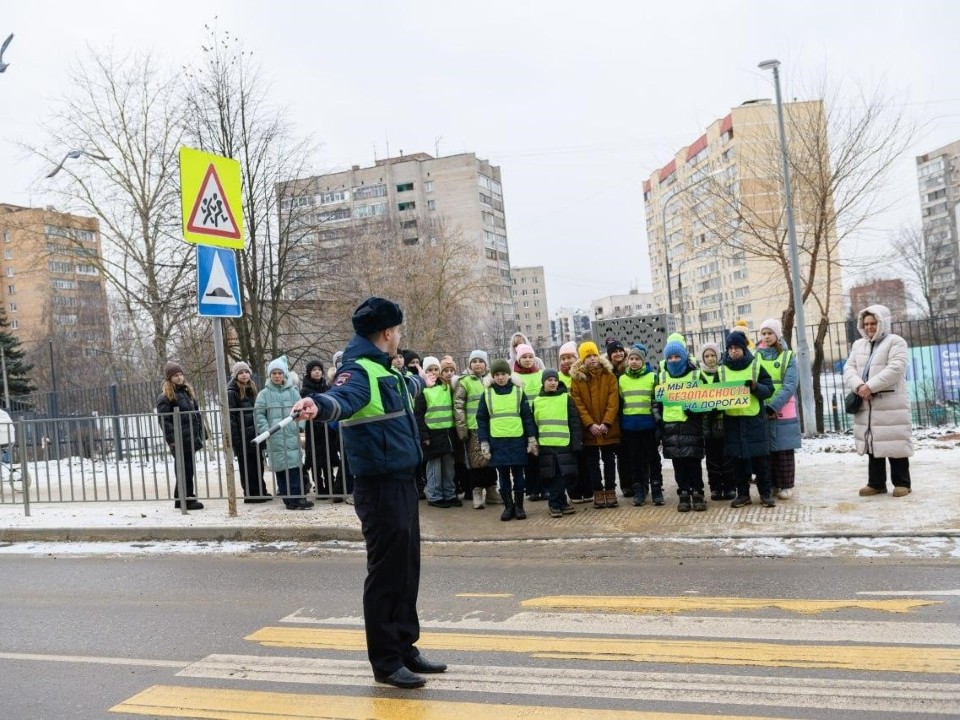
top-left (197, 245), bottom-right (242, 317)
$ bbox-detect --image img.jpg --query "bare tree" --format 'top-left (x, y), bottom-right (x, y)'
top-left (693, 81), bottom-right (914, 430)
top-left (181, 26), bottom-right (325, 374)
top-left (888, 224), bottom-right (939, 319)
top-left (35, 50), bottom-right (192, 370)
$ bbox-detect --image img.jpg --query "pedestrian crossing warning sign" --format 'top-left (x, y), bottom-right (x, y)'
top-left (180, 147), bottom-right (244, 249)
top-left (197, 245), bottom-right (242, 317)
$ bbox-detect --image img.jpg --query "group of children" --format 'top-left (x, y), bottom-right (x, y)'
top-left (406, 318), bottom-right (801, 518)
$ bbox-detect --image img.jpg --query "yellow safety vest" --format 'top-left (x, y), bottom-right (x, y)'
top-left (486, 386), bottom-right (523, 438)
top-left (423, 384), bottom-right (454, 430)
top-left (459, 374), bottom-right (485, 430)
top-left (719, 360), bottom-right (761, 417)
top-left (342, 357), bottom-right (413, 425)
top-left (558, 370), bottom-right (573, 391)
top-left (659, 369), bottom-right (698, 423)
top-left (619, 371), bottom-right (655, 416)
top-left (758, 350), bottom-right (792, 394)
top-left (532, 393), bottom-right (570, 447)
top-left (517, 370), bottom-right (543, 399)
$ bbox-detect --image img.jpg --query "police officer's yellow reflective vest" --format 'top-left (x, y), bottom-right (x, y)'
top-left (758, 350), bottom-right (792, 400)
top-left (342, 358), bottom-right (413, 424)
top-left (459, 374), bottom-right (485, 430)
top-left (423, 384), bottom-right (454, 430)
top-left (486, 386), bottom-right (523, 438)
top-left (517, 370), bottom-right (543, 399)
top-left (719, 360), bottom-right (761, 417)
top-left (619, 371), bottom-right (655, 416)
top-left (532, 393), bottom-right (569, 447)
top-left (658, 369), bottom-right (699, 423)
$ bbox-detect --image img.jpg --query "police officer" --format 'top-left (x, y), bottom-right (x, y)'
top-left (292, 297), bottom-right (446, 689)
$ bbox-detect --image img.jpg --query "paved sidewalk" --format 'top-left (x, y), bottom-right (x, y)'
top-left (1, 441), bottom-right (958, 544)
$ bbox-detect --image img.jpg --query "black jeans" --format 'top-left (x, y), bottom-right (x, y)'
top-left (235, 443), bottom-right (269, 499)
top-left (671, 456), bottom-right (704, 494)
top-left (621, 429), bottom-right (662, 493)
top-left (704, 437), bottom-right (736, 494)
top-left (584, 445), bottom-right (617, 491)
top-left (172, 449), bottom-right (196, 499)
top-left (868, 455), bottom-right (911, 489)
top-left (735, 455), bottom-right (772, 499)
top-left (353, 472), bottom-right (421, 677)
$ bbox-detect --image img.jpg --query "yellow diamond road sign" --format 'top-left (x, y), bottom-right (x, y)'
top-left (179, 147), bottom-right (244, 249)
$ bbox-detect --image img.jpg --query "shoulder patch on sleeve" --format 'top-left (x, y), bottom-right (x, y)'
top-left (333, 371), bottom-right (352, 387)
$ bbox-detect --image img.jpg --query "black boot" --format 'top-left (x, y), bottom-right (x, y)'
top-left (677, 491), bottom-right (692, 512)
top-left (500, 492), bottom-right (515, 521)
top-left (651, 483), bottom-right (665, 506)
top-left (513, 491), bottom-right (527, 520)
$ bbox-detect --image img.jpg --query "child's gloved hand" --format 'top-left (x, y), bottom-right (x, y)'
top-left (527, 437), bottom-right (539, 456)
top-left (480, 442), bottom-right (491, 461)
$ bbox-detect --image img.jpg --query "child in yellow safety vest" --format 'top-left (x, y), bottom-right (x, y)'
top-left (477, 358), bottom-right (537, 521)
top-left (618, 343), bottom-right (664, 506)
top-left (757, 318), bottom-right (801, 501)
top-left (513, 342), bottom-right (546, 502)
top-left (697, 342), bottom-right (738, 502)
top-left (415, 356), bottom-right (460, 508)
top-left (453, 350), bottom-right (501, 509)
top-left (533, 369), bottom-right (583, 518)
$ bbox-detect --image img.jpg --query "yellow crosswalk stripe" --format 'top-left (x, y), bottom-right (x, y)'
top-left (246, 626), bottom-right (960, 674)
top-left (520, 595), bottom-right (940, 615)
top-left (110, 684), bottom-right (798, 720)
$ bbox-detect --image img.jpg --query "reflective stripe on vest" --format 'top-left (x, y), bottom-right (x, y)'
top-left (487, 386), bottom-right (523, 438)
top-left (423, 384), bottom-right (454, 429)
top-left (719, 360), bottom-right (761, 416)
top-left (339, 358), bottom-right (412, 428)
top-left (532, 393), bottom-right (570, 447)
top-left (758, 350), bottom-right (792, 395)
top-left (518, 370), bottom-right (543, 399)
top-left (460, 374), bottom-right (485, 430)
top-left (619, 372), bottom-right (655, 415)
top-left (659, 369), bottom-right (698, 423)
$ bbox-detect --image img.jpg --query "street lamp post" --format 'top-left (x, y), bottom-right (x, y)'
top-left (758, 59), bottom-right (818, 437)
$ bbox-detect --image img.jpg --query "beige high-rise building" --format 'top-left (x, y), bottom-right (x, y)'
top-left (279, 152), bottom-right (517, 351)
top-left (511, 265), bottom-right (550, 350)
top-left (642, 99), bottom-right (844, 338)
top-left (590, 290), bottom-right (657, 322)
top-left (916, 140), bottom-right (960, 314)
top-left (0, 205), bottom-right (111, 387)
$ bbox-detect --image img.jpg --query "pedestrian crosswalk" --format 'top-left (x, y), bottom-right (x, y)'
top-left (110, 592), bottom-right (960, 719)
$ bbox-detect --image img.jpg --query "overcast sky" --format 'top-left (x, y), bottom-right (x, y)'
top-left (2, 1), bottom-right (958, 313)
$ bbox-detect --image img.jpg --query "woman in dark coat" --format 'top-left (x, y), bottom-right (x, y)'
top-left (156, 361), bottom-right (206, 510)
top-left (301, 359), bottom-right (340, 499)
top-left (227, 361), bottom-right (270, 503)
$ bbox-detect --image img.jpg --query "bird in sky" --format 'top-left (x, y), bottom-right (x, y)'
top-left (47, 149), bottom-right (111, 178)
top-left (0, 33), bottom-right (13, 73)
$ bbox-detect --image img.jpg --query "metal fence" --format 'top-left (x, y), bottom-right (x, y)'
top-left (0, 405), bottom-right (348, 512)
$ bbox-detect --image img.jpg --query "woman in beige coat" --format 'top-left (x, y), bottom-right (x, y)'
top-left (843, 304), bottom-right (913, 497)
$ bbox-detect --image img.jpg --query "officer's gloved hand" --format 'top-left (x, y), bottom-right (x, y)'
top-left (456, 425), bottom-right (468, 441)
top-left (527, 437), bottom-right (539, 456)
top-left (480, 441), bottom-right (491, 461)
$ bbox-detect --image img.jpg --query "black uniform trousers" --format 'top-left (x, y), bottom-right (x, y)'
top-left (353, 470), bottom-right (422, 676)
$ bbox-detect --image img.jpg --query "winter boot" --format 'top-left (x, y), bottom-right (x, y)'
top-left (605, 489), bottom-right (619, 508)
top-left (651, 483), bottom-right (665, 506)
top-left (691, 492), bottom-right (707, 511)
top-left (633, 483), bottom-right (647, 507)
top-left (513, 491), bottom-right (527, 520)
top-left (500, 492), bottom-right (515, 521)
top-left (593, 490), bottom-right (606, 509)
top-left (677, 491), bottom-right (692, 512)
top-left (472, 488), bottom-right (485, 509)
top-left (486, 485), bottom-right (503, 504)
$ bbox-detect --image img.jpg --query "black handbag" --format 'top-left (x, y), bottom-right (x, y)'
top-left (844, 391), bottom-right (863, 414)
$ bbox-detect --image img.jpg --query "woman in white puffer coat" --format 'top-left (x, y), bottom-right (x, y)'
top-left (842, 304), bottom-right (913, 497)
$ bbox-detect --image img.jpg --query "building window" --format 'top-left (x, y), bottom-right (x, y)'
top-left (2, 250), bottom-right (10, 260)
top-left (319, 190), bottom-right (349, 205)
top-left (396, 182), bottom-right (414, 193)
top-left (485, 248), bottom-right (497, 260)
top-left (479, 192), bottom-right (492, 206)
top-left (427, 199), bottom-right (436, 211)
top-left (5, 267), bottom-right (13, 278)
top-left (48, 261), bottom-right (73, 273)
top-left (2, 231), bottom-right (8, 243)
top-left (353, 184), bottom-right (387, 200)
top-left (76, 264), bottom-right (98, 275)
top-left (398, 201), bottom-right (415, 211)
top-left (51, 279), bottom-right (77, 290)
top-left (6, 285), bottom-right (13, 295)
top-left (8, 302), bottom-right (16, 312)
top-left (353, 202), bottom-right (387, 219)
top-left (424, 181), bottom-right (434, 192)
top-left (9, 320), bottom-right (17, 330)
top-left (402, 237), bottom-right (419, 246)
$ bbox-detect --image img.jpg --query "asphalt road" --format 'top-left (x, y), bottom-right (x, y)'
top-left (0, 546), bottom-right (957, 719)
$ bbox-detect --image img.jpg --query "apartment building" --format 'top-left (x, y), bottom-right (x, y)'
top-left (642, 99), bottom-right (844, 336)
top-left (849, 278), bottom-right (908, 321)
top-left (590, 289), bottom-right (657, 322)
top-left (916, 140), bottom-right (960, 314)
top-left (511, 265), bottom-right (550, 350)
top-left (0, 205), bottom-right (111, 361)
top-left (278, 152), bottom-right (517, 344)
top-left (550, 307), bottom-right (591, 345)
